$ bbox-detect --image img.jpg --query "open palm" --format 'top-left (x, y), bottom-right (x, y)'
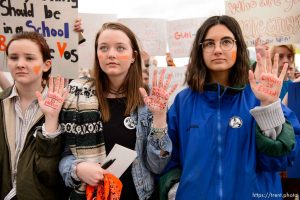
top-left (139, 68), bottom-right (178, 115)
top-left (36, 76), bottom-right (68, 118)
top-left (249, 51), bottom-right (287, 106)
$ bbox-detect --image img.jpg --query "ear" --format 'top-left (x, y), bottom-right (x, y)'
top-left (42, 60), bottom-right (52, 72)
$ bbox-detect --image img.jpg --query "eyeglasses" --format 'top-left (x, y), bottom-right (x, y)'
top-left (200, 38), bottom-right (236, 53)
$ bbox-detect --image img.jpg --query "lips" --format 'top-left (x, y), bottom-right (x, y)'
top-left (106, 62), bottom-right (119, 65)
top-left (212, 59), bottom-right (225, 62)
top-left (212, 59), bottom-right (226, 63)
top-left (16, 72), bottom-right (28, 75)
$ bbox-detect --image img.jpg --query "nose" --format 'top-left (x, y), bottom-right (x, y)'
top-left (16, 58), bottom-right (26, 68)
top-left (213, 42), bottom-right (223, 54)
top-left (107, 48), bottom-right (117, 59)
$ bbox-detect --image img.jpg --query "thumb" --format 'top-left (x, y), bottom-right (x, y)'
top-left (248, 70), bottom-right (258, 90)
top-left (139, 87), bottom-right (148, 98)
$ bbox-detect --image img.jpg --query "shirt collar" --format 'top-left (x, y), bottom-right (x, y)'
top-left (7, 84), bottom-right (49, 101)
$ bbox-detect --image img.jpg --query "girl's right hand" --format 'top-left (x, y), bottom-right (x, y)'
top-left (76, 162), bottom-right (108, 186)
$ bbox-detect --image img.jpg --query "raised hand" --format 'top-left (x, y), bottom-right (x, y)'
top-left (73, 18), bottom-right (83, 33)
top-left (249, 50), bottom-right (288, 106)
top-left (139, 68), bottom-right (177, 117)
top-left (36, 75), bottom-right (68, 132)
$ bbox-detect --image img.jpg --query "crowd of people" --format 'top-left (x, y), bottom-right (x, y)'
top-left (0, 14), bottom-right (300, 200)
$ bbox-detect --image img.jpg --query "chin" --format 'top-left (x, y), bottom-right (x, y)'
top-left (210, 66), bottom-right (231, 71)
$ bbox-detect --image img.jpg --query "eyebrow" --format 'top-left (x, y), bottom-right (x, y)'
top-left (203, 36), bottom-right (235, 41)
top-left (8, 53), bottom-right (35, 56)
top-left (98, 42), bottom-right (127, 45)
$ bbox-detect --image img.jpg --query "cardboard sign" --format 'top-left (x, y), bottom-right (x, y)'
top-left (118, 18), bottom-right (167, 56)
top-left (77, 13), bottom-right (117, 70)
top-left (225, 0), bottom-right (300, 46)
top-left (167, 18), bottom-right (206, 57)
top-left (0, 0), bottom-right (78, 78)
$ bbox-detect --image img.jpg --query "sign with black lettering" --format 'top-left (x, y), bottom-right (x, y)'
top-left (0, 0), bottom-right (78, 78)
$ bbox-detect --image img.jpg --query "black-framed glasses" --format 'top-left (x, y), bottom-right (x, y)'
top-left (200, 38), bottom-right (236, 53)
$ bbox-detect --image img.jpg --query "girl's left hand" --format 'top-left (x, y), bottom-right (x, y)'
top-left (249, 50), bottom-right (288, 106)
top-left (139, 68), bottom-right (178, 116)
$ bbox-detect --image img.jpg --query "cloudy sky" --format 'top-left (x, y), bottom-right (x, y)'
top-left (79, 0), bottom-right (225, 20)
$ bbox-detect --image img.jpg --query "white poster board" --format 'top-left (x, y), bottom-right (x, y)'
top-left (118, 18), bottom-right (167, 56)
top-left (149, 66), bottom-right (187, 106)
top-left (0, 0), bottom-right (78, 78)
top-left (78, 13), bottom-right (117, 69)
top-left (225, 0), bottom-right (300, 46)
top-left (167, 18), bottom-right (206, 57)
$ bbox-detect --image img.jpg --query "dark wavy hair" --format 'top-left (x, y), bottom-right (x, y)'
top-left (185, 15), bottom-right (250, 92)
top-left (6, 31), bottom-right (52, 83)
top-left (93, 22), bottom-right (144, 122)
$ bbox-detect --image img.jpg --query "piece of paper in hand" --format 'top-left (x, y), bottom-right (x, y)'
top-left (103, 144), bottom-right (137, 178)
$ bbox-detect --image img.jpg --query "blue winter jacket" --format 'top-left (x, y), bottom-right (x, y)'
top-left (165, 84), bottom-right (300, 200)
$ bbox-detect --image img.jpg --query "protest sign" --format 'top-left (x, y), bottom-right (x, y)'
top-left (0, 0), bottom-right (78, 78)
top-left (225, 0), bottom-right (300, 46)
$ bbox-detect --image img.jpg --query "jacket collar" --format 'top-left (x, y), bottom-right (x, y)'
top-left (204, 83), bottom-right (246, 95)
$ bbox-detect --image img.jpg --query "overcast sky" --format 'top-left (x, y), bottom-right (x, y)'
top-left (78, 0), bottom-right (225, 20)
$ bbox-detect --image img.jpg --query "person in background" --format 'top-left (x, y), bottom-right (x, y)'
top-left (0, 31), bottom-right (68, 200)
top-left (141, 50), bottom-right (151, 68)
top-left (142, 68), bottom-right (149, 85)
top-left (281, 73), bottom-right (300, 200)
top-left (271, 44), bottom-right (296, 99)
top-left (142, 68), bottom-right (150, 94)
top-left (59, 22), bottom-right (177, 200)
top-left (295, 68), bottom-right (300, 79)
top-left (160, 15), bottom-right (300, 200)
top-left (166, 52), bottom-right (176, 67)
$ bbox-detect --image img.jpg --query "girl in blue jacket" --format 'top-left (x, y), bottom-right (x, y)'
top-left (160, 15), bottom-right (300, 200)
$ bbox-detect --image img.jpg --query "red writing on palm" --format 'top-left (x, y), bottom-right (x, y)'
top-left (140, 68), bottom-right (178, 114)
top-left (249, 52), bottom-right (287, 106)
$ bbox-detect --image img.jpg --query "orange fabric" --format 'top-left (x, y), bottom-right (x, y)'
top-left (86, 174), bottom-right (123, 200)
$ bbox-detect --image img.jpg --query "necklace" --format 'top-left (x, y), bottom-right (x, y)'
top-left (108, 87), bottom-right (126, 95)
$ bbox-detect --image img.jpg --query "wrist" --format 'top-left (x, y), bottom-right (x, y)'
top-left (260, 99), bottom-right (277, 107)
top-left (44, 118), bottom-right (59, 133)
top-left (152, 113), bottom-right (167, 128)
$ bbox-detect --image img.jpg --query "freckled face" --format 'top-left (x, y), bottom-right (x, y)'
top-left (97, 30), bottom-right (135, 80)
top-left (7, 39), bottom-right (50, 87)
